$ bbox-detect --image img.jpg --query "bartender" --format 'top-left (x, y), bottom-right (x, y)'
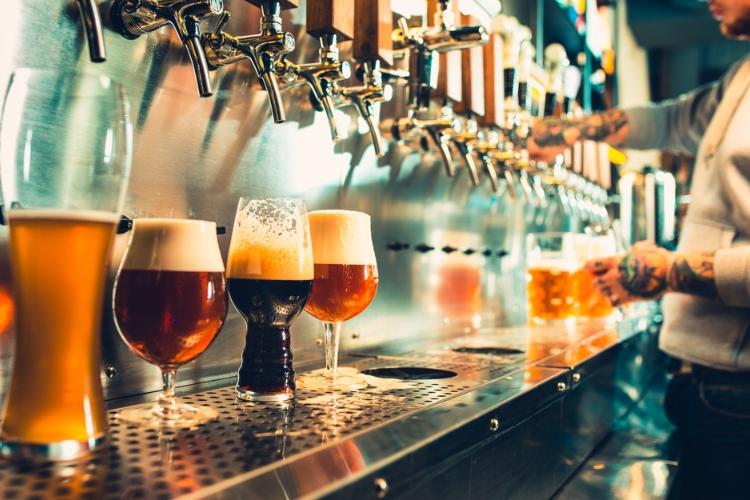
top-left (527, 1), bottom-right (750, 498)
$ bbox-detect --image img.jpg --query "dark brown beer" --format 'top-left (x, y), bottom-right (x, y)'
top-left (305, 264), bottom-right (379, 322)
top-left (114, 270), bottom-right (228, 368)
top-left (228, 278), bottom-right (312, 397)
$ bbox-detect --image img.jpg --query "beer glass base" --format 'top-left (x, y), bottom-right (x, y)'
top-left (0, 434), bottom-right (106, 463)
top-left (236, 387), bottom-right (293, 402)
top-left (116, 403), bottom-right (218, 429)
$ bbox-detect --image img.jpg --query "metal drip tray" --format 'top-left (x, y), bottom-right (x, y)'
top-left (452, 346), bottom-right (525, 356)
top-left (361, 367), bottom-right (458, 380)
top-left (0, 356), bottom-right (486, 499)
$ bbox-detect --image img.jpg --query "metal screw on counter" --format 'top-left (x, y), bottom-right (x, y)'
top-left (336, 0), bottom-right (395, 158)
top-left (110, 0), bottom-right (225, 97)
top-left (75, 0), bottom-right (107, 62)
top-left (277, 0), bottom-right (353, 143)
top-left (201, 1), bottom-right (298, 123)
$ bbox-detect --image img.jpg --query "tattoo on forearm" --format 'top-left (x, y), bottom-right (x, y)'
top-left (668, 252), bottom-right (718, 300)
top-left (532, 109), bottom-right (629, 148)
top-left (617, 252), bottom-right (669, 299)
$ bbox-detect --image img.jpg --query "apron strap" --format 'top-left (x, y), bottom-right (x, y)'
top-left (703, 58), bottom-right (750, 159)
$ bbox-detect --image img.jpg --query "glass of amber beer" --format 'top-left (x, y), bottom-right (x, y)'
top-left (526, 232), bottom-right (579, 324)
top-left (227, 198), bottom-right (314, 402)
top-left (0, 69), bottom-right (132, 460)
top-left (113, 219), bottom-right (228, 426)
top-left (305, 210), bottom-right (379, 390)
top-left (573, 232), bottom-right (617, 319)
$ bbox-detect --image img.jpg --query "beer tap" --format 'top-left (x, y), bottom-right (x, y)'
top-left (543, 44), bottom-right (568, 117)
top-left (75, 0), bottom-right (107, 62)
top-left (201, 1), bottom-right (297, 123)
top-left (381, 113), bottom-right (458, 177)
top-left (337, 0), bottom-right (394, 157)
top-left (393, 0), bottom-right (488, 112)
top-left (450, 114), bottom-right (481, 187)
top-left (278, 0), bottom-right (352, 143)
top-left (111, 0), bottom-right (224, 97)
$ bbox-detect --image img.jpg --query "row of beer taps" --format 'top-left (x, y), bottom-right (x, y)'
top-left (73, 0), bottom-right (609, 225)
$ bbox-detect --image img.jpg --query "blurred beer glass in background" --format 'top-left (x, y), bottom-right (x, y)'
top-left (113, 219), bottom-right (227, 427)
top-left (227, 199), bottom-right (314, 402)
top-left (573, 232), bottom-right (618, 319)
top-left (526, 232), bottom-right (579, 324)
top-left (0, 69), bottom-right (132, 461)
top-left (305, 210), bottom-right (378, 390)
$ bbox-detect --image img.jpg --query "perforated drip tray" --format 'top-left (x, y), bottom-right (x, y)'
top-left (0, 354), bottom-right (513, 499)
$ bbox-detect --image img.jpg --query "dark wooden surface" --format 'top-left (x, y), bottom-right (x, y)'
top-left (306, 0), bottom-right (354, 40)
top-left (352, 0), bottom-right (393, 65)
top-left (480, 33), bottom-right (503, 127)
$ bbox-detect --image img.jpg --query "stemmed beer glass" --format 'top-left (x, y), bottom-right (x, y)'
top-left (0, 69), bottom-right (132, 461)
top-left (226, 198), bottom-right (314, 402)
top-left (304, 210), bottom-right (379, 390)
top-left (113, 219), bottom-right (228, 427)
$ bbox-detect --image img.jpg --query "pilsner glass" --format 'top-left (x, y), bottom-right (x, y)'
top-left (305, 210), bottom-right (379, 390)
top-left (113, 218), bottom-right (228, 427)
top-left (573, 232), bottom-right (618, 319)
top-left (0, 69), bottom-right (132, 461)
top-left (526, 232), bottom-right (579, 324)
top-left (227, 198), bottom-right (314, 402)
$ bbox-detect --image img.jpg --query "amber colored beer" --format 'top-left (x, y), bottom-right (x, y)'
top-left (114, 270), bottom-right (227, 368)
top-left (305, 263), bottom-right (379, 322)
top-left (527, 265), bottom-right (578, 322)
top-left (435, 261), bottom-right (481, 319)
top-left (1, 210), bottom-right (116, 445)
top-left (574, 268), bottom-right (614, 318)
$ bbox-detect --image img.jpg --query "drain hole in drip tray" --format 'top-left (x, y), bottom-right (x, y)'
top-left (452, 346), bottom-right (524, 356)
top-left (361, 367), bottom-right (458, 380)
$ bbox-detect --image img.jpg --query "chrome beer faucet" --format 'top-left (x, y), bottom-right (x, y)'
top-left (75, 0), bottom-right (107, 62)
top-left (202, 1), bottom-right (296, 123)
top-left (111, 0), bottom-right (224, 97)
top-left (393, 0), bottom-right (488, 111)
top-left (381, 111), bottom-right (458, 177)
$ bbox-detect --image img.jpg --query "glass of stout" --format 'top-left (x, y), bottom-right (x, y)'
top-left (305, 210), bottom-right (379, 390)
top-left (113, 218), bottom-right (228, 427)
top-left (226, 198), bottom-right (314, 402)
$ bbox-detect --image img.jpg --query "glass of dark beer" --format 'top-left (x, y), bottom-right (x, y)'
top-left (305, 210), bottom-right (379, 390)
top-left (0, 69), bottom-right (132, 461)
top-left (227, 198), bottom-right (314, 402)
top-left (113, 218), bottom-right (228, 427)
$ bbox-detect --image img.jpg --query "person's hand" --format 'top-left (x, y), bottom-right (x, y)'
top-left (584, 241), bottom-right (675, 307)
top-left (526, 118), bottom-right (580, 163)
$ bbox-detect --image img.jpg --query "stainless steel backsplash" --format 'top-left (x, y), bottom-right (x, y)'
top-left (0, 0), bottom-right (537, 400)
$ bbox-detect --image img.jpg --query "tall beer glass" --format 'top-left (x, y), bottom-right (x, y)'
top-left (305, 210), bottom-right (379, 390)
top-left (573, 232), bottom-right (617, 319)
top-left (0, 69), bottom-right (132, 461)
top-left (526, 232), bottom-right (579, 324)
top-left (227, 199), bottom-right (314, 402)
top-left (113, 219), bottom-right (228, 427)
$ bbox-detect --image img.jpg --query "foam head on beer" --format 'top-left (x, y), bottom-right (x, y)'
top-left (307, 210), bottom-right (377, 267)
top-left (227, 199), bottom-right (314, 280)
top-left (122, 218), bottom-right (225, 272)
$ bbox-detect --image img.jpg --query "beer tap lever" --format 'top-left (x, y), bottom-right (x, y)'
top-left (202, 1), bottom-right (297, 123)
top-left (111, 0), bottom-right (224, 97)
top-left (337, 0), bottom-right (395, 157)
top-left (75, 0), bottom-right (107, 62)
top-left (279, 0), bottom-right (352, 143)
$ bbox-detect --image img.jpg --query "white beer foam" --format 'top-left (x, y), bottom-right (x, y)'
top-left (227, 199), bottom-right (314, 280)
top-left (7, 209), bottom-right (120, 224)
top-left (122, 218), bottom-right (225, 272)
top-left (308, 210), bottom-right (377, 266)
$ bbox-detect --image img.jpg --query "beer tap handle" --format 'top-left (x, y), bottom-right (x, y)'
top-left (345, 0), bottom-right (394, 157)
top-left (75, 0), bottom-right (106, 62)
top-left (543, 43), bottom-right (569, 117)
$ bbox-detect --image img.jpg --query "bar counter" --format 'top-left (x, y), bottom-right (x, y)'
top-left (0, 306), bottom-right (663, 499)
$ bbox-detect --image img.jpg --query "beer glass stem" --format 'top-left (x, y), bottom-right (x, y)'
top-left (323, 321), bottom-right (343, 380)
top-left (157, 368), bottom-right (180, 420)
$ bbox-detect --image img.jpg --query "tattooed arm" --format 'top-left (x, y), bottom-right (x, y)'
top-left (526, 109), bottom-right (631, 162)
top-left (583, 242), bottom-right (718, 306)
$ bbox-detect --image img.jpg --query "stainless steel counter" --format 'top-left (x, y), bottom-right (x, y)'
top-left (0, 308), bottom-right (663, 499)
